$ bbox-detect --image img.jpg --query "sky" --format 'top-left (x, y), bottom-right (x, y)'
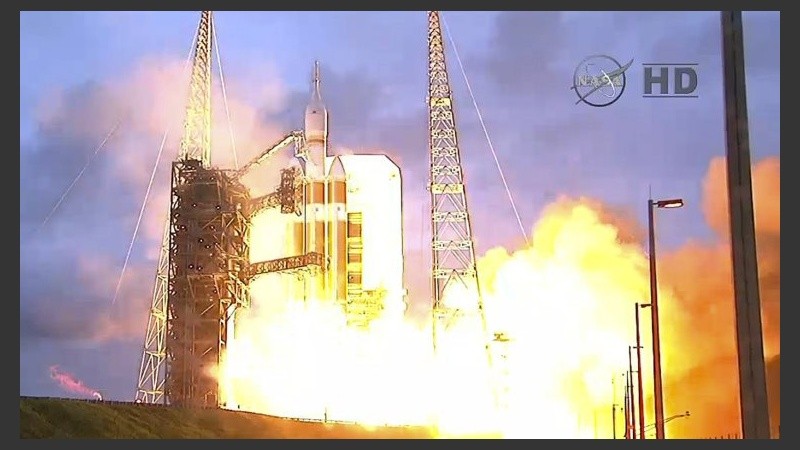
top-left (19, 11), bottom-right (779, 404)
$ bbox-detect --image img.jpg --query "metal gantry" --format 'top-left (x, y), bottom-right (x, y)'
top-left (427, 11), bottom-right (512, 419)
top-left (180, 10), bottom-right (213, 167)
top-left (135, 10), bottom-right (216, 405)
top-left (137, 9), bottom-right (502, 411)
top-left (134, 223), bottom-right (170, 404)
top-left (426, 10), bottom-right (492, 357)
top-left (165, 160), bottom-right (251, 407)
top-left (134, 12), bottom-right (319, 403)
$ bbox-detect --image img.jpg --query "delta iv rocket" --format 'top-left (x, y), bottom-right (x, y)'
top-left (283, 61), bottom-right (405, 326)
top-left (295, 62), bottom-right (347, 305)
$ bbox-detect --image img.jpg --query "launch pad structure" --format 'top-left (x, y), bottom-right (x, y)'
top-left (136, 9), bottom-right (503, 415)
top-left (166, 160), bottom-right (250, 406)
top-left (136, 11), bottom-right (404, 408)
top-left (165, 155), bottom-right (329, 406)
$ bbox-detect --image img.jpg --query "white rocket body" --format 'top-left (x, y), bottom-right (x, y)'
top-left (294, 61), bottom-right (405, 314)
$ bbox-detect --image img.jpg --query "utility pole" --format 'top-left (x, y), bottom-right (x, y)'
top-left (612, 376), bottom-right (618, 439)
top-left (628, 346), bottom-right (637, 439)
top-left (623, 372), bottom-right (630, 439)
top-left (636, 303), bottom-right (647, 439)
top-left (612, 404), bottom-right (617, 439)
top-left (720, 11), bottom-right (771, 439)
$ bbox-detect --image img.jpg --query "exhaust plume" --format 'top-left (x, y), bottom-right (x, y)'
top-left (48, 365), bottom-right (102, 400)
top-left (218, 155), bottom-right (779, 438)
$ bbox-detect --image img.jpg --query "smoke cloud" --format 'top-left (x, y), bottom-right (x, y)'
top-left (21, 54), bottom-right (293, 345)
top-left (48, 365), bottom-right (102, 400)
top-left (459, 155), bottom-right (780, 438)
top-left (657, 155), bottom-right (780, 438)
top-left (29, 55), bottom-right (291, 243)
top-left (21, 254), bottom-right (152, 343)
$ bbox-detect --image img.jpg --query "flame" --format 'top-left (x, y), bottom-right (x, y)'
top-left (478, 199), bottom-right (651, 438)
top-left (48, 365), bottom-right (102, 401)
top-left (218, 199), bottom-right (645, 438)
top-left (217, 156), bottom-right (779, 439)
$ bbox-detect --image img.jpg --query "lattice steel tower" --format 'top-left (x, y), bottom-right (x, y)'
top-left (135, 11), bottom-right (251, 407)
top-left (427, 11), bottom-right (491, 356)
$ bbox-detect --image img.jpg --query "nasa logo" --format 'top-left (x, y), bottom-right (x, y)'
top-left (571, 55), bottom-right (634, 107)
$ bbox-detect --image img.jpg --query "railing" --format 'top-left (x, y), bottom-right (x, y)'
top-left (704, 433), bottom-right (741, 439)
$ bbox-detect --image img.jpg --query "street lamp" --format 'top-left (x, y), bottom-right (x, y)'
top-left (647, 197), bottom-right (684, 439)
top-left (645, 411), bottom-right (691, 433)
top-left (636, 303), bottom-right (650, 439)
top-left (643, 411), bottom-right (691, 437)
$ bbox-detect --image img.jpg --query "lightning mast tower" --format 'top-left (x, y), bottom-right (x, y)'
top-left (135, 11), bottom-right (251, 407)
top-left (427, 11), bottom-right (491, 362)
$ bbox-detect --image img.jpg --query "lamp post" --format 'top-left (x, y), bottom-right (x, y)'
top-left (628, 345), bottom-right (637, 439)
top-left (636, 303), bottom-right (650, 439)
top-left (647, 197), bottom-right (684, 439)
top-left (623, 372), bottom-right (630, 439)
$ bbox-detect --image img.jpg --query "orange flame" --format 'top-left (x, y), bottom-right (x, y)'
top-left (217, 156), bottom-right (779, 438)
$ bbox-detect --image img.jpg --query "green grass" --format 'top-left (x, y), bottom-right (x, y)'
top-left (20, 397), bottom-right (436, 439)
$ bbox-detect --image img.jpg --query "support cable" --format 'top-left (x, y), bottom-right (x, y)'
top-left (38, 120), bottom-right (121, 231)
top-left (442, 17), bottom-right (529, 245)
top-left (110, 30), bottom-right (198, 306)
top-left (213, 21), bottom-right (239, 170)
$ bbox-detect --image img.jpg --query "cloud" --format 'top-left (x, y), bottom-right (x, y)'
top-left (446, 11), bottom-right (779, 250)
top-left (464, 155), bottom-right (780, 438)
top-left (20, 254), bottom-right (152, 344)
top-left (20, 52), bottom-right (292, 345)
top-left (475, 11), bottom-right (568, 99)
top-left (19, 40), bottom-right (429, 348)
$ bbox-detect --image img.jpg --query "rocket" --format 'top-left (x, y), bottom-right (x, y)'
top-left (294, 62), bottom-right (347, 305)
top-left (283, 61), bottom-right (405, 324)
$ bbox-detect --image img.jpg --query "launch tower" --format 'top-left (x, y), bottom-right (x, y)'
top-left (426, 11), bottom-right (491, 354)
top-left (135, 11), bottom-right (252, 407)
top-left (136, 11), bottom-right (405, 410)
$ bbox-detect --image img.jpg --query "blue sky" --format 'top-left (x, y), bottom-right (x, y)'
top-left (19, 11), bottom-right (779, 400)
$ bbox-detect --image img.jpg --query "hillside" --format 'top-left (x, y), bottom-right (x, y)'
top-left (20, 397), bottom-right (436, 439)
